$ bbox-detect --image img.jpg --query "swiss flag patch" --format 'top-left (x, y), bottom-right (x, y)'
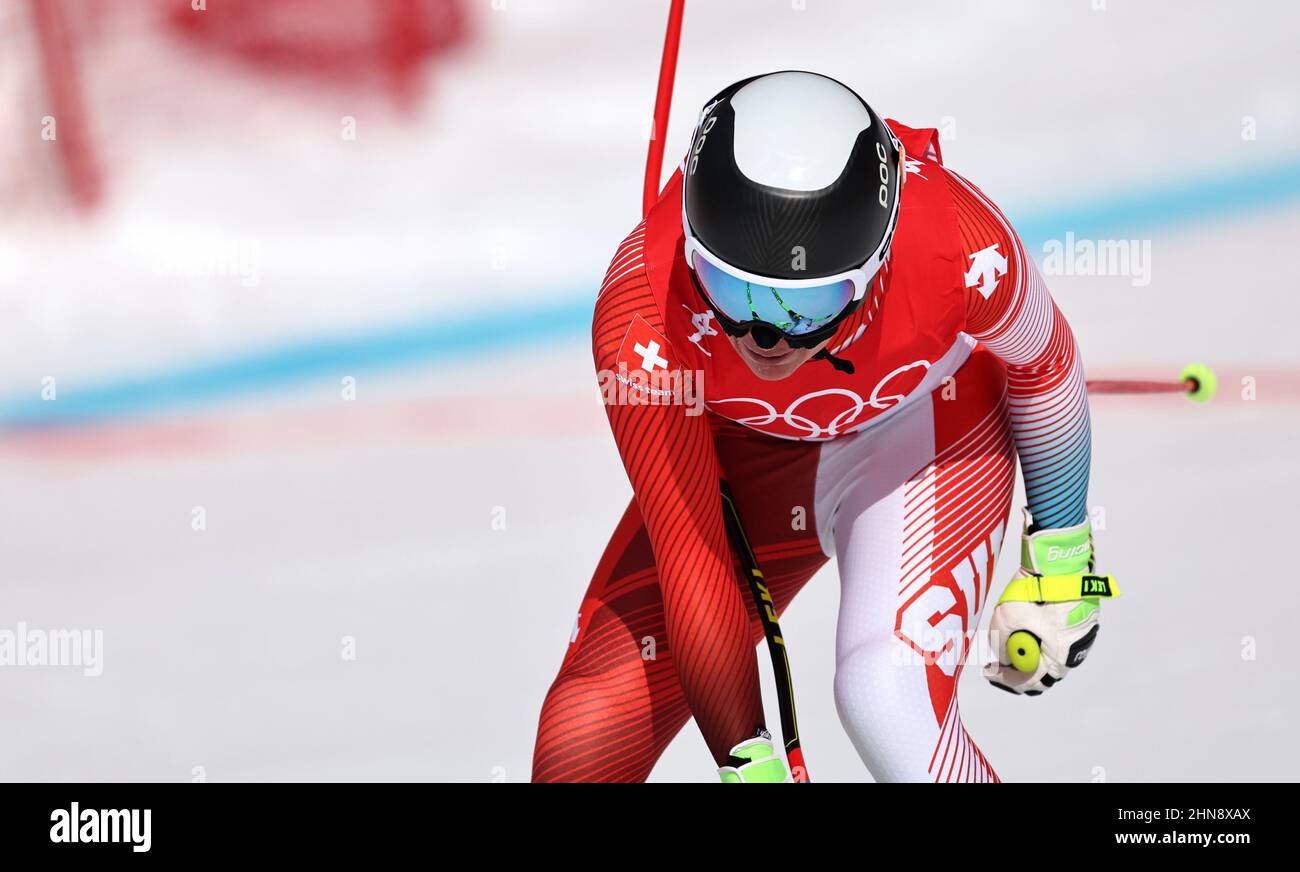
top-left (616, 314), bottom-right (675, 374)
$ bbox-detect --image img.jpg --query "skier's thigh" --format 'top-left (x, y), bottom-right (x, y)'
top-left (828, 350), bottom-right (1013, 782)
top-left (531, 498), bottom-right (690, 782)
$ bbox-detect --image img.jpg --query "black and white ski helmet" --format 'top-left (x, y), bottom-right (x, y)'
top-left (682, 71), bottom-right (903, 344)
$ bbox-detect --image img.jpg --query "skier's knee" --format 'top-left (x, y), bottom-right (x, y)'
top-left (832, 641), bottom-right (940, 782)
top-left (831, 641), bottom-right (895, 741)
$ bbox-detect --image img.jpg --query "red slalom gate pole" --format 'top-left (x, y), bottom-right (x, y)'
top-left (643, 0), bottom-right (685, 218)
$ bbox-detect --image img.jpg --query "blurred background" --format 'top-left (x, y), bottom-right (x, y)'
top-left (1, 0), bottom-right (1297, 782)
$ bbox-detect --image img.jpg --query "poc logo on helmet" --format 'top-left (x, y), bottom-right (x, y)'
top-left (689, 106), bottom-right (721, 176)
top-left (874, 141), bottom-right (892, 207)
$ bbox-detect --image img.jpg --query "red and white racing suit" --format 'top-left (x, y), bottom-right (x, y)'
top-left (532, 122), bottom-right (1092, 782)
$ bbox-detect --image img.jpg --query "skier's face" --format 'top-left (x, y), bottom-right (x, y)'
top-left (729, 332), bottom-right (831, 381)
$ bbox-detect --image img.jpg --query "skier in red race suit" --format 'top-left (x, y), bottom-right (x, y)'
top-left (532, 71), bottom-right (1114, 783)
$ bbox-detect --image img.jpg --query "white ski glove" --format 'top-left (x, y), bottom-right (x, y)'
top-left (984, 511), bottom-right (1120, 696)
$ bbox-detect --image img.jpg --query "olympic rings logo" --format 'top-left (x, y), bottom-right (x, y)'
top-left (710, 360), bottom-right (931, 440)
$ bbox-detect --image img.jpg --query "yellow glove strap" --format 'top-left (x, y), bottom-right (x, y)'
top-left (997, 573), bottom-right (1120, 605)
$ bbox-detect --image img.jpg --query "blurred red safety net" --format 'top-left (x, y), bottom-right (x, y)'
top-left (166, 0), bottom-right (467, 109)
top-left (14, 0), bottom-right (468, 213)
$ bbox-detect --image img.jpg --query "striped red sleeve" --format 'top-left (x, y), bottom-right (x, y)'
top-left (946, 171), bottom-right (1092, 531)
top-left (591, 222), bottom-right (764, 764)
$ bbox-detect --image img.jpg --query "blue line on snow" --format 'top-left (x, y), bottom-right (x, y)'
top-left (1013, 157), bottom-right (1300, 248)
top-left (4, 156), bottom-right (1300, 428)
top-left (1, 297), bottom-right (592, 428)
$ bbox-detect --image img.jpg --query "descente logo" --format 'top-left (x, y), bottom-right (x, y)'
top-left (1045, 542), bottom-right (1089, 562)
top-left (50, 803), bottom-right (151, 853)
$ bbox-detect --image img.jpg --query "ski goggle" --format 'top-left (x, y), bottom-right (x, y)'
top-left (683, 233), bottom-right (871, 338)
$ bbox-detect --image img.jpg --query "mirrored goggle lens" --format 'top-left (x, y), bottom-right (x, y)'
top-left (691, 253), bottom-right (856, 336)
